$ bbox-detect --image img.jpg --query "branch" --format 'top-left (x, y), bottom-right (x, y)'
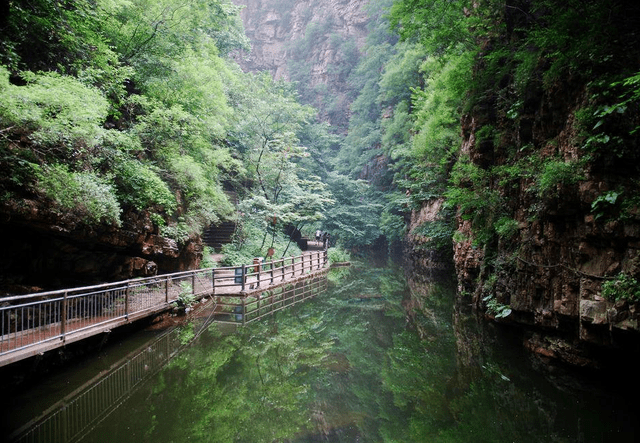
top-left (254, 138), bottom-right (271, 201)
top-left (505, 5), bottom-right (539, 24)
top-left (125, 19), bottom-right (165, 60)
top-left (123, 1), bottom-right (189, 60)
top-left (516, 256), bottom-right (612, 280)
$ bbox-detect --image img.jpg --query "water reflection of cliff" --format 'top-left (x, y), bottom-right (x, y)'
top-left (406, 257), bottom-right (637, 443)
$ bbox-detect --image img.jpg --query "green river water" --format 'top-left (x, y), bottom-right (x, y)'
top-left (2, 261), bottom-right (638, 442)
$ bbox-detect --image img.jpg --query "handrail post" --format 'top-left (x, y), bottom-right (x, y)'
top-left (257, 291), bottom-right (261, 317)
top-left (242, 297), bottom-right (246, 326)
top-left (212, 268), bottom-right (216, 295)
top-left (241, 264), bottom-right (246, 292)
top-left (165, 276), bottom-right (169, 303)
top-left (61, 291), bottom-right (67, 341)
top-left (257, 259), bottom-right (261, 288)
top-left (125, 281), bottom-right (130, 320)
top-left (192, 272), bottom-right (196, 296)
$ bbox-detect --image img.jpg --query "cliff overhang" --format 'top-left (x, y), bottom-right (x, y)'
top-left (0, 197), bottom-right (201, 295)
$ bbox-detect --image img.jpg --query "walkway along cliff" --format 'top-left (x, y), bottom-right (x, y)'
top-left (0, 250), bottom-right (329, 368)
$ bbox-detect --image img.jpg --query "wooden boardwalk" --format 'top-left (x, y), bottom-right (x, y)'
top-left (0, 249), bottom-right (329, 368)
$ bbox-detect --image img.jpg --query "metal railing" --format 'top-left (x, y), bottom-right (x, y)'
top-left (214, 270), bottom-right (329, 325)
top-left (0, 250), bottom-right (328, 364)
top-left (8, 266), bottom-right (331, 443)
top-left (227, 250), bottom-right (327, 292)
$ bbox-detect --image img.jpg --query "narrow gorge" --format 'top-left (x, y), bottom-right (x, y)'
top-left (2, 1), bottom-right (640, 440)
top-left (231, 0), bottom-right (640, 371)
top-left (2, 0), bottom-right (640, 374)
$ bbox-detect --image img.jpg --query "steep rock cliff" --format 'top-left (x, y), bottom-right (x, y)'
top-left (406, 198), bottom-right (454, 280)
top-left (448, 1), bottom-right (640, 369)
top-left (231, 0), bottom-right (370, 128)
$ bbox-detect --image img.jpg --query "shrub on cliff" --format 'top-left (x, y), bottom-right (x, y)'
top-left (0, 66), bottom-right (125, 226)
top-left (0, 67), bottom-right (108, 151)
top-left (36, 164), bottom-right (122, 226)
top-left (602, 273), bottom-right (640, 304)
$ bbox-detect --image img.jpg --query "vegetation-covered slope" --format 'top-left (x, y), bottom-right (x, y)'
top-left (382, 0), bottom-right (640, 366)
top-left (0, 0), bottom-right (336, 291)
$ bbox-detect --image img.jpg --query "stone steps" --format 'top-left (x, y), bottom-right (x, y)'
top-left (202, 221), bottom-right (237, 250)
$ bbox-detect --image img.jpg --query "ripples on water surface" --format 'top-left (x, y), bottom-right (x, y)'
top-left (3, 262), bottom-right (638, 442)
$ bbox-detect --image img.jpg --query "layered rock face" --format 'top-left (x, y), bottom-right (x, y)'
top-left (410, 103), bottom-right (640, 370)
top-left (233, 0), bottom-right (368, 78)
top-left (450, 58), bottom-right (640, 369)
top-left (0, 200), bottom-right (201, 294)
top-left (406, 198), bottom-right (454, 280)
top-left (231, 0), bottom-right (369, 127)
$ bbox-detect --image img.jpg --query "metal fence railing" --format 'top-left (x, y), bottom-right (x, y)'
top-left (8, 265), bottom-right (331, 443)
top-left (213, 270), bottom-right (329, 325)
top-left (223, 249), bottom-right (327, 292)
top-left (1, 250), bottom-right (328, 364)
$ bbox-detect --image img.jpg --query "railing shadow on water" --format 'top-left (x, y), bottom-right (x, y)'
top-left (8, 323), bottom-right (192, 443)
top-left (8, 269), bottom-right (330, 443)
top-left (213, 270), bottom-right (329, 325)
top-left (0, 250), bottom-right (328, 367)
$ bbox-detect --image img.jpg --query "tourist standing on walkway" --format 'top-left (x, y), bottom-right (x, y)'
top-left (322, 232), bottom-right (330, 249)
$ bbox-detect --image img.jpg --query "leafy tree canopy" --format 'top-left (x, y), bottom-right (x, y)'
top-left (0, 0), bottom-right (333, 251)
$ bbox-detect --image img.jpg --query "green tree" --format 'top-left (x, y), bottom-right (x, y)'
top-left (322, 172), bottom-right (384, 249)
top-left (388, 0), bottom-right (474, 53)
top-left (0, 0), bottom-right (249, 244)
top-left (227, 73), bottom-right (337, 251)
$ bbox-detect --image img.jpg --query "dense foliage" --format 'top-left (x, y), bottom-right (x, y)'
top-left (280, 0), bottom-right (640, 305)
top-left (382, 0), bottom-right (640, 306)
top-left (3, 0), bottom-right (639, 273)
top-left (0, 0), bottom-right (336, 257)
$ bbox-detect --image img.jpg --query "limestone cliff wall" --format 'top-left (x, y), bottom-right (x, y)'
top-left (449, 63), bottom-right (640, 370)
top-left (231, 0), bottom-right (369, 127)
top-left (410, 110), bottom-right (640, 370)
top-left (405, 198), bottom-right (454, 280)
top-left (403, 1), bottom-right (640, 370)
top-left (232, 0), bottom-right (368, 79)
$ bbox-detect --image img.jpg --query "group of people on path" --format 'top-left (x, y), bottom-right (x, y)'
top-left (315, 230), bottom-right (331, 249)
